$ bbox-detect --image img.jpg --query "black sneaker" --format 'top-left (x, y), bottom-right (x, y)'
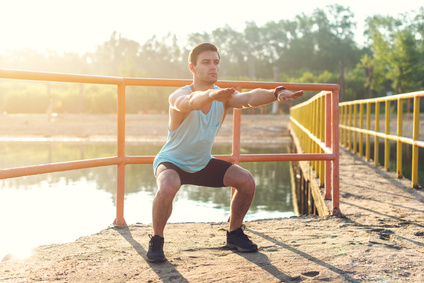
top-left (226, 225), bottom-right (258, 253)
top-left (147, 235), bottom-right (166, 263)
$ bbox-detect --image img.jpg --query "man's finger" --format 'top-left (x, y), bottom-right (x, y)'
top-left (289, 90), bottom-right (304, 98)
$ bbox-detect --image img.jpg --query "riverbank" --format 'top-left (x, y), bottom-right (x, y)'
top-left (1, 147), bottom-right (424, 282)
top-left (0, 113), bottom-right (292, 144)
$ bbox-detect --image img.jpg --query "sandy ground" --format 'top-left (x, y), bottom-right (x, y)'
top-left (1, 114), bottom-right (424, 282)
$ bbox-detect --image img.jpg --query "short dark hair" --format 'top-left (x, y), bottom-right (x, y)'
top-left (188, 43), bottom-right (220, 66)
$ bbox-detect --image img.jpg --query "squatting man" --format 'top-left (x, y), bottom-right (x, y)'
top-left (147, 43), bottom-right (304, 262)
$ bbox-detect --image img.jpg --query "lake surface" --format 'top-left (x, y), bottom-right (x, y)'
top-left (0, 141), bottom-right (294, 259)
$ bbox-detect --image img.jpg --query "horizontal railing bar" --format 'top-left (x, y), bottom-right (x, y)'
top-left (339, 91), bottom-right (424, 105)
top-left (235, 153), bottom-right (336, 162)
top-left (290, 91), bottom-right (330, 109)
top-left (125, 78), bottom-right (339, 91)
top-left (124, 152), bottom-right (336, 165)
top-left (0, 68), bottom-right (124, 85)
top-left (124, 156), bottom-right (156, 164)
top-left (123, 78), bottom-right (193, 87)
top-left (211, 81), bottom-right (338, 91)
top-left (340, 125), bottom-right (424, 148)
top-left (0, 157), bottom-right (120, 179)
top-left (0, 68), bottom-right (339, 91)
top-left (1, 151), bottom-right (336, 180)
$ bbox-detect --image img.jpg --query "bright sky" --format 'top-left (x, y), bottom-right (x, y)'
top-left (0, 0), bottom-right (422, 55)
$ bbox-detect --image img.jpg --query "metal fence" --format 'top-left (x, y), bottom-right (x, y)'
top-left (290, 90), bottom-right (340, 214)
top-left (339, 91), bottom-right (424, 189)
top-left (0, 68), bottom-right (341, 224)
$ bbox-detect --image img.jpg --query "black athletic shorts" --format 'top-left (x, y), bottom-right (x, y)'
top-left (156, 158), bottom-right (233, 187)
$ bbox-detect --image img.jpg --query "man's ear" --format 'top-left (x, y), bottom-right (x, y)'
top-left (189, 64), bottom-right (195, 74)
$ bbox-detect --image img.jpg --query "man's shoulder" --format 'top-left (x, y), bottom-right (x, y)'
top-left (180, 85), bottom-right (192, 92)
top-left (170, 86), bottom-right (191, 98)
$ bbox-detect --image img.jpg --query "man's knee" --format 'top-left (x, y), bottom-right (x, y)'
top-left (156, 169), bottom-right (181, 200)
top-left (242, 173), bottom-right (256, 195)
top-left (224, 165), bottom-right (256, 194)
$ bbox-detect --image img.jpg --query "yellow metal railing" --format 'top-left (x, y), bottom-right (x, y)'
top-left (290, 90), bottom-right (340, 214)
top-left (339, 91), bottom-right (424, 189)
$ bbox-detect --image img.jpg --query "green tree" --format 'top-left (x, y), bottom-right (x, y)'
top-left (364, 10), bottom-right (424, 96)
top-left (87, 31), bottom-right (143, 77)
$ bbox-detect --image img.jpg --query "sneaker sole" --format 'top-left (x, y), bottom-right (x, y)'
top-left (226, 243), bottom-right (258, 253)
top-left (147, 256), bottom-right (167, 263)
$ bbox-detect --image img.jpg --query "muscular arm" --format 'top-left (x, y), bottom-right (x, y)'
top-left (168, 87), bottom-right (237, 131)
top-left (225, 88), bottom-right (304, 109)
top-left (170, 88), bottom-right (236, 113)
top-left (225, 89), bottom-right (275, 109)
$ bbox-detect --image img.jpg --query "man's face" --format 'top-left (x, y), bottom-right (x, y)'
top-left (190, 50), bottom-right (220, 84)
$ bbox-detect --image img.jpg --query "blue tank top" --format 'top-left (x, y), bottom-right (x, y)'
top-left (153, 85), bottom-right (224, 174)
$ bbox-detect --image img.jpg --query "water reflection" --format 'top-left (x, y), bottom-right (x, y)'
top-left (0, 141), bottom-right (294, 258)
top-left (0, 142), bottom-right (294, 214)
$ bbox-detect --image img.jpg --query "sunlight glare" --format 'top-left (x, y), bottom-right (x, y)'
top-left (0, 179), bottom-right (115, 261)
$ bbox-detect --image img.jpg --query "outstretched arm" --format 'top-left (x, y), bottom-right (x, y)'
top-left (170, 88), bottom-right (236, 113)
top-left (225, 87), bottom-right (304, 109)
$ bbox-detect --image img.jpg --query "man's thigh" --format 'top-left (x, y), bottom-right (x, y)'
top-left (223, 164), bottom-right (254, 188)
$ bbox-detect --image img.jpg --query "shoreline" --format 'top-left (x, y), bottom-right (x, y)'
top-left (0, 113), bottom-right (293, 146)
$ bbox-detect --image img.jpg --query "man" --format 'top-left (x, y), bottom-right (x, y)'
top-left (148, 43), bottom-right (304, 262)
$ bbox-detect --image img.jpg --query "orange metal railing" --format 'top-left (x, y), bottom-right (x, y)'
top-left (0, 68), bottom-right (340, 224)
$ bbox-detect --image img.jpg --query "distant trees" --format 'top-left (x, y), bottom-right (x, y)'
top-left (363, 9), bottom-right (424, 96)
top-left (0, 5), bottom-right (423, 114)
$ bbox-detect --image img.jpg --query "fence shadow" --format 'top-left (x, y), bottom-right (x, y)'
top-left (341, 148), bottom-right (424, 202)
top-left (115, 226), bottom-right (189, 283)
top-left (244, 227), bottom-right (360, 283)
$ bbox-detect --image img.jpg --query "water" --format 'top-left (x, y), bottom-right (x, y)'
top-left (0, 141), bottom-right (294, 259)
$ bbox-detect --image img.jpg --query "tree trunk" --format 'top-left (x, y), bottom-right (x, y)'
top-left (338, 61), bottom-right (345, 102)
top-left (365, 65), bottom-right (373, 99)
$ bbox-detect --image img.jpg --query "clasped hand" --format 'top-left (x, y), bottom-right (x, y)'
top-left (277, 89), bottom-right (304, 102)
top-left (209, 88), bottom-right (236, 102)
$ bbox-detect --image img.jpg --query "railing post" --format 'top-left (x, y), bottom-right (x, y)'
top-left (348, 104), bottom-right (352, 151)
top-left (331, 90), bottom-right (341, 215)
top-left (232, 86), bottom-right (242, 165)
top-left (324, 92), bottom-right (332, 200)
top-left (353, 104), bottom-right (358, 154)
top-left (374, 102), bottom-right (380, 167)
top-left (232, 108), bottom-right (241, 165)
top-left (311, 99), bottom-right (318, 173)
top-left (384, 100), bottom-right (390, 171)
top-left (231, 86), bottom-right (242, 198)
top-left (114, 82), bottom-right (127, 226)
top-left (366, 102), bottom-right (371, 161)
top-left (319, 95), bottom-right (325, 187)
top-left (411, 96), bottom-right (420, 188)
top-left (396, 98), bottom-right (403, 178)
top-left (359, 103), bottom-right (364, 157)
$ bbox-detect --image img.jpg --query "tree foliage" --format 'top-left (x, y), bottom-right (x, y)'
top-left (0, 5), bottom-right (423, 114)
top-left (363, 8), bottom-right (424, 95)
